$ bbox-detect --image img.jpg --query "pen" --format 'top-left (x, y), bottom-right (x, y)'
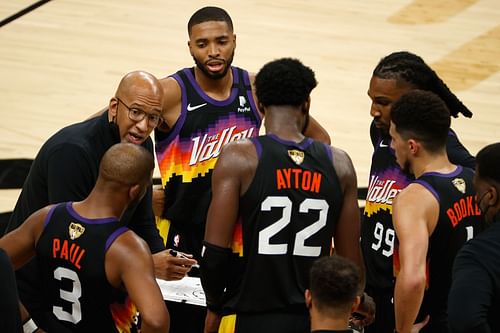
top-left (169, 249), bottom-right (200, 269)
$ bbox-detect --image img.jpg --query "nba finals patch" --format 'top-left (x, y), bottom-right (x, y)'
top-left (69, 222), bottom-right (85, 240)
top-left (452, 178), bottom-right (466, 194)
top-left (288, 149), bottom-right (304, 165)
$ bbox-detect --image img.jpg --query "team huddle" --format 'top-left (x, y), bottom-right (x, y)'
top-left (1, 5), bottom-right (499, 333)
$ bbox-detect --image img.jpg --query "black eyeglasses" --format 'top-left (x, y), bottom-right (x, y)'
top-left (116, 97), bottom-right (163, 128)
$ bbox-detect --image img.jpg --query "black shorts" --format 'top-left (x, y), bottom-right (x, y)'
top-left (235, 311), bottom-right (310, 333)
top-left (364, 286), bottom-right (395, 333)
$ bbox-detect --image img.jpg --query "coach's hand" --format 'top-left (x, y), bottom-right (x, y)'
top-left (152, 249), bottom-right (198, 280)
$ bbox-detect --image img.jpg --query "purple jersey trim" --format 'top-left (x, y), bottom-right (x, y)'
top-left (267, 134), bottom-right (313, 150)
top-left (250, 137), bottom-right (263, 159)
top-left (414, 179), bottom-right (440, 203)
top-left (105, 226), bottom-right (129, 252)
top-left (184, 67), bottom-right (239, 106)
top-left (241, 70), bottom-right (262, 128)
top-left (420, 165), bottom-right (462, 178)
top-left (43, 204), bottom-right (59, 228)
top-left (66, 202), bottom-right (117, 224)
top-left (323, 143), bottom-right (333, 163)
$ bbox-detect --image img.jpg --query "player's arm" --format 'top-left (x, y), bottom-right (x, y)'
top-left (107, 231), bottom-right (169, 333)
top-left (200, 140), bottom-right (256, 332)
top-left (393, 184), bottom-right (438, 333)
top-left (0, 207), bottom-right (50, 269)
top-left (157, 76), bottom-right (182, 132)
top-left (331, 147), bottom-right (364, 287)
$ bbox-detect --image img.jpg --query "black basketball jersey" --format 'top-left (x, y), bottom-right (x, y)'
top-left (396, 166), bottom-right (484, 331)
top-left (362, 128), bottom-right (412, 290)
top-left (35, 202), bottom-right (139, 332)
top-left (224, 135), bottom-right (343, 313)
top-left (154, 66), bottom-right (261, 259)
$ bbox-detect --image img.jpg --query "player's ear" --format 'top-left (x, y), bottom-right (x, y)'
top-left (302, 96), bottom-right (311, 115)
top-left (304, 289), bottom-right (312, 309)
top-left (109, 97), bottom-right (118, 121)
top-left (129, 184), bottom-right (141, 201)
top-left (351, 295), bottom-right (361, 312)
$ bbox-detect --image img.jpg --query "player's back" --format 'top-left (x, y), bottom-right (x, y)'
top-left (414, 166), bottom-right (485, 331)
top-left (226, 134), bottom-right (343, 313)
top-left (36, 202), bottom-right (139, 332)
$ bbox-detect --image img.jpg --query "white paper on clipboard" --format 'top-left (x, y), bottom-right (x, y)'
top-left (156, 277), bottom-right (206, 307)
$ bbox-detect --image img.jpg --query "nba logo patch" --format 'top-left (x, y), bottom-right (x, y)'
top-left (452, 178), bottom-right (466, 193)
top-left (68, 222), bottom-right (85, 240)
top-left (288, 149), bottom-right (304, 165)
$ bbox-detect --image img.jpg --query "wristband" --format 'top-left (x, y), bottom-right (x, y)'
top-left (23, 318), bottom-right (38, 333)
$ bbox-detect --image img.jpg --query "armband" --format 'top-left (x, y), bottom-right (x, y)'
top-left (200, 241), bottom-right (232, 312)
top-left (23, 318), bottom-right (38, 333)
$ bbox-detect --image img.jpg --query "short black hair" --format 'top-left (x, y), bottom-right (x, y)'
top-left (188, 6), bottom-right (233, 35)
top-left (391, 90), bottom-right (451, 153)
top-left (255, 58), bottom-right (317, 107)
top-left (373, 51), bottom-right (472, 118)
top-left (476, 142), bottom-right (500, 183)
top-left (309, 255), bottom-right (360, 313)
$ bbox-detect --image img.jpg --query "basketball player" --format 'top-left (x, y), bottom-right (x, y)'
top-left (361, 51), bottom-right (475, 333)
top-left (0, 143), bottom-right (169, 333)
top-left (306, 255), bottom-right (362, 333)
top-left (390, 90), bottom-right (484, 332)
top-left (448, 142), bottom-right (500, 333)
top-left (5, 71), bottom-right (175, 331)
top-left (200, 58), bottom-right (364, 333)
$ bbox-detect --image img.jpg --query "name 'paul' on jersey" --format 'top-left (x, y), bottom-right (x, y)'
top-left (224, 135), bottom-right (343, 313)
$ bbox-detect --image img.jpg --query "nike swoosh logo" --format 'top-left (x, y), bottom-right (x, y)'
top-left (187, 103), bottom-right (207, 112)
top-left (379, 141), bottom-right (388, 148)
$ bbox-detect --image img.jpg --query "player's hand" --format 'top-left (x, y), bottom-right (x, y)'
top-left (152, 185), bottom-right (165, 217)
top-left (152, 249), bottom-right (198, 280)
top-left (204, 309), bottom-right (222, 333)
top-left (411, 315), bottom-right (429, 332)
top-left (350, 292), bottom-right (376, 329)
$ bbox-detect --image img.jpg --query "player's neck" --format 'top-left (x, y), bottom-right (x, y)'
top-left (309, 310), bottom-right (350, 331)
top-left (194, 66), bottom-right (233, 100)
top-left (265, 107), bottom-right (305, 143)
top-left (73, 192), bottom-right (127, 220)
top-left (413, 152), bottom-right (455, 178)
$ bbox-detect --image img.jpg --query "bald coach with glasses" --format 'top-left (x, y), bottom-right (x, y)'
top-left (5, 70), bottom-right (170, 331)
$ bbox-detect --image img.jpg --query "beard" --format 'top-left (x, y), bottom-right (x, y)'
top-left (193, 49), bottom-right (235, 80)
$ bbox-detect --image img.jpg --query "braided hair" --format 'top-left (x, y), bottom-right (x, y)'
top-left (373, 51), bottom-right (472, 118)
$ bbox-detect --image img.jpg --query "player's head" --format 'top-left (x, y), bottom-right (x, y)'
top-left (188, 7), bottom-right (235, 80)
top-left (188, 6), bottom-right (233, 35)
top-left (368, 51), bottom-right (471, 133)
top-left (98, 143), bottom-right (154, 205)
top-left (389, 90), bottom-right (450, 173)
top-left (108, 71), bottom-right (163, 144)
top-left (474, 142), bottom-right (500, 222)
top-left (306, 255), bottom-right (361, 320)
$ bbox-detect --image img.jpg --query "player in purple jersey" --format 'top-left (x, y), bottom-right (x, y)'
top-left (390, 91), bottom-right (484, 333)
top-left (0, 143), bottom-right (169, 333)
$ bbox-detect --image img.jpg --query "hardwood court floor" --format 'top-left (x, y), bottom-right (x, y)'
top-left (1, 0), bottom-right (499, 211)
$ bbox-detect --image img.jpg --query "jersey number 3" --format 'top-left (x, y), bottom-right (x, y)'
top-left (53, 267), bottom-right (82, 324)
top-left (258, 196), bottom-right (329, 257)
